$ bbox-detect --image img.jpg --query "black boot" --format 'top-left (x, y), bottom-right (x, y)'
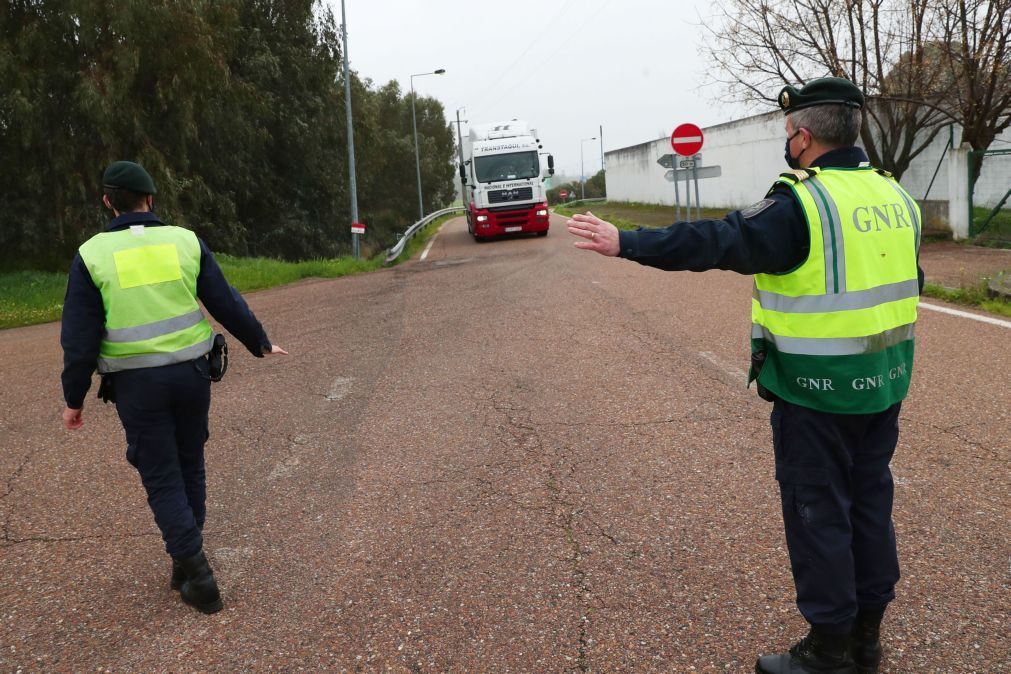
top-left (755, 628), bottom-right (856, 673)
top-left (175, 549), bottom-right (223, 614)
top-left (851, 607), bottom-right (885, 674)
top-left (170, 558), bottom-right (185, 591)
top-left (172, 523), bottom-right (204, 590)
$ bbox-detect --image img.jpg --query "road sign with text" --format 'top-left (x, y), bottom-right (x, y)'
top-left (351, 222), bottom-right (366, 234)
top-left (664, 166), bottom-right (722, 181)
top-left (671, 123), bottom-right (704, 156)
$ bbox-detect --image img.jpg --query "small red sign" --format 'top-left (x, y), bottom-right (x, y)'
top-left (559, 189), bottom-right (568, 198)
top-left (671, 123), bottom-right (704, 156)
top-left (351, 222), bottom-right (366, 234)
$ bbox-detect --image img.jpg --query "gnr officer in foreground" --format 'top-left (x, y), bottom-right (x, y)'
top-left (568, 78), bottom-right (922, 674)
top-left (61, 161), bottom-right (288, 614)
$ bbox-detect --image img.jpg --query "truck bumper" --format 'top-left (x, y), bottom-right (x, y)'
top-left (471, 202), bottom-right (550, 238)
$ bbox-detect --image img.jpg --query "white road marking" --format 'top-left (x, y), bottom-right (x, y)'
top-left (420, 234), bottom-right (438, 261)
top-left (920, 302), bottom-right (1011, 328)
top-left (698, 351), bottom-right (748, 381)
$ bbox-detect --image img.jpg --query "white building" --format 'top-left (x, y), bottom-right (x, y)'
top-left (604, 111), bottom-right (1011, 239)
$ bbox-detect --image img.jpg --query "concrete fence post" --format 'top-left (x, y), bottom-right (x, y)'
top-left (947, 143), bottom-right (972, 240)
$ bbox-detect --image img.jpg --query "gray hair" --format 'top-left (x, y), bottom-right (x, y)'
top-left (788, 105), bottom-right (863, 147)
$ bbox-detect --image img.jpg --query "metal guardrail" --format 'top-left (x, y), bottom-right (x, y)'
top-left (384, 206), bottom-right (466, 265)
top-left (554, 197), bottom-right (606, 209)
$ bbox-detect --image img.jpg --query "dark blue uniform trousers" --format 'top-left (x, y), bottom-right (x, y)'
top-left (114, 358), bottom-right (211, 560)
top-left (771, 398), bottom-right (901, 632)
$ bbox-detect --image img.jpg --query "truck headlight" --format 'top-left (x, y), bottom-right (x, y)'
top-left (476, 215), bottom-right (489, 222)
top-left (536, 209), bottom-right (548, 217)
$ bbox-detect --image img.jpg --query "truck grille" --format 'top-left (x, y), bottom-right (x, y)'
top-left (488, 187), bottom-right (533, 204)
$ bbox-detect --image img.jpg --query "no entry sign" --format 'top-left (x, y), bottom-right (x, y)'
top-left (671, 123), bottom-right (704, 157)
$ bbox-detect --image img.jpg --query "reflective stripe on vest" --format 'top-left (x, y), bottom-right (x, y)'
top-left (752, 167), bottom-right (920, 414)
top-left (99, 334), bottom-right (215, 372)
top-left (78, 225), bottom-right (213, 374)
top-left (751, 322), bottom-right (915, 356)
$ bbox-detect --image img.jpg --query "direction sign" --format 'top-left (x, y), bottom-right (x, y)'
top-left (671, 123), bottom-right (704, 156)
top-left (664, 166), bottom-right (722, 181)
top-left (679, 160), bottom-right (695, 169)
top-left (659, 153), bottom-right (701, 169)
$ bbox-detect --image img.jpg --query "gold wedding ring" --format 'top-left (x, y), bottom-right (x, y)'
top-left (591, 232), bottom-right (596, 240)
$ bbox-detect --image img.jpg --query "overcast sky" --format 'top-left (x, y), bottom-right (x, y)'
top-left (327, 0), bottom-right (762, 178)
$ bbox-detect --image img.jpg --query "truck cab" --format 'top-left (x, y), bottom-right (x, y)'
top-left (462, 121), bottom-right (553, 240)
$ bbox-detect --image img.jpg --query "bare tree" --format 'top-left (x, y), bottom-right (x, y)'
top-left (701, 0), bottom-right (977, 181)
top-left (936, 0), bottom-right (1011, 188)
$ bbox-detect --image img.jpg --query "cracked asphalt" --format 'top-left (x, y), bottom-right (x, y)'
top-left (1, 214), bottom-right (1008, 672)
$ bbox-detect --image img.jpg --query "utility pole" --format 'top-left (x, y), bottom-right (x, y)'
top-left (340, 0), bottom-right (360, 258)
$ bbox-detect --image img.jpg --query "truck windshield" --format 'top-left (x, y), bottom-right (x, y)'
top-left (474, 151), bottom-right (540, 183)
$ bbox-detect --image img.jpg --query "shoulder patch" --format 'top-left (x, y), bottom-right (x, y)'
top-left (740, 198), bottom-right (776, 219)
top-left (778, 168), bottom-right (816, 183)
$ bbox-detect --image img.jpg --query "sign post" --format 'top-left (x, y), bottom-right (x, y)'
top-left (692, 155), bottom-right (702, 221)
top-left (658, 154), bottom-right (681, 220)
top-left (671, 123), bottom-right (705, 221)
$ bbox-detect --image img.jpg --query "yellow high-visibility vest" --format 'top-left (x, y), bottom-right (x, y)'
top-left (750, 166), bottom-right (920, 414)
top-left (78, 224), bottom-right (213, 373)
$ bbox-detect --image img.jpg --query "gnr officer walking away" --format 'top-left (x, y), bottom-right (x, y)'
top-left (61, 161), bottom-right (288, 614)
top-left (568, 78), bottom-right (922, 674)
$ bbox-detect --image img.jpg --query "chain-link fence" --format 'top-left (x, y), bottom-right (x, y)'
top-left (969, 148), bottom-right (1011, 246)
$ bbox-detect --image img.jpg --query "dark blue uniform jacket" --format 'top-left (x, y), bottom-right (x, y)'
top-left (617, 147), bottom-right (925, 288)
top-left (61, 212), bottom-right (272, 409)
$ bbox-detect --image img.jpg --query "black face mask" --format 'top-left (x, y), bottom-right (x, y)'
top-left (784, 130), bottom-right (802, 169)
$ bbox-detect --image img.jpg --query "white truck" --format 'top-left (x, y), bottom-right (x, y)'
top-left (460, 121), bottom-right (554, 240)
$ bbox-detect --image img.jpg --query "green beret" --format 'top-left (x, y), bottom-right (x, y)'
top-left (778, 77), bottom-right (864, 115)
top-left (102, 161), bottom-right (157, 195)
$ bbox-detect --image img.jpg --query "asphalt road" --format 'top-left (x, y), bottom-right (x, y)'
top-left (1, 214), bottom-right (1008, 672)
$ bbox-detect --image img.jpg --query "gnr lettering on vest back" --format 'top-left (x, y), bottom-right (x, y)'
top-left (796, 377), bottom-right (835, 391)
top-left (851, 203), bottom-right (913, 232)
top-left (852, 375), bottom-right (885, 390)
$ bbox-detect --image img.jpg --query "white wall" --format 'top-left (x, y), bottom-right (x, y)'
top-left (604, 114), bottom-right (1011, 215)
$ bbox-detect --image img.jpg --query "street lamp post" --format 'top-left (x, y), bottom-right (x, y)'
top-left (340, 0), bottom-right (360, 258)
top-left (411, 68), bottom-right (446, 221)
top-left (599, 125), bottom-right (605, 198)
top-left (580, 136), bottom-right (597, 200)
top-left (454, 107), bottom-right (467, 207)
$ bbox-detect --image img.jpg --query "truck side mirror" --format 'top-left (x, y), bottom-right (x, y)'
top-left (459, 163), bottom-right (466, 180)
top-left (547, 154), bottom-right (555, 176)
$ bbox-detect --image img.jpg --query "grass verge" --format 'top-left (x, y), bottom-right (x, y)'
top-left (555, 200), bottom-right (728, 229)
top-left (0, 213), bottom-right (456, 330)
top-left (922, 282), bottom-right (1011, 318)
